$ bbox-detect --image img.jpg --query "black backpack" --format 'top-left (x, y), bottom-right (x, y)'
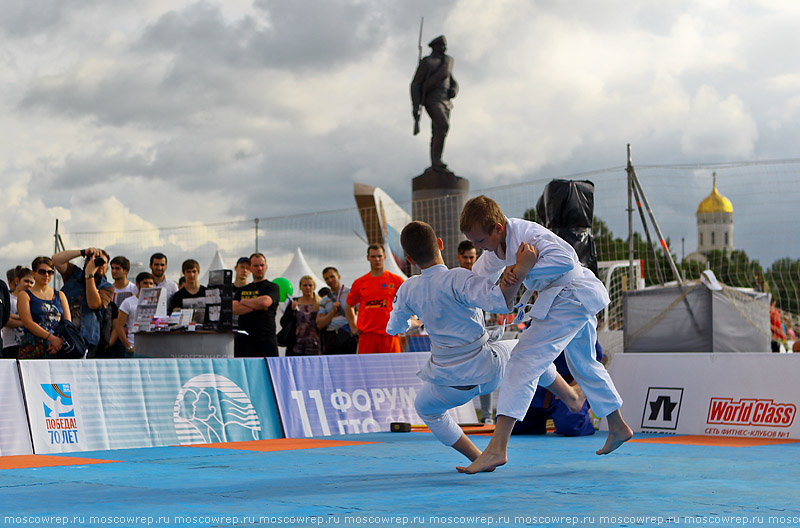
top-left (53, 319), bottom-right (88, 359)
top-left (92, 301), bottom-right (119, 357)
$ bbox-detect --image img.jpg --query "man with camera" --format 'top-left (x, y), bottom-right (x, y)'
top-left (53, 247), bottom-right (114, 357)
top-left (316, 266), bottom-right (358, 355)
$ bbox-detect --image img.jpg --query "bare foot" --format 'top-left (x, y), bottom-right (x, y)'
top-left (566, 384), bottom-right (587, 413)
top-left (457, 463), bottom-right (497, 473)
top-left (456, 450), bottom-right (507, 474)
top-left (596, 425), bottom-right (633, 455)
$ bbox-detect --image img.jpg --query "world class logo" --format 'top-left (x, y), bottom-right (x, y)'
top-left (707, 398), bottom-right (796, 427)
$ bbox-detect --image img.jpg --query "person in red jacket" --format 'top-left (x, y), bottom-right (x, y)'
top-left (770, 299), bottom-right (786, 352)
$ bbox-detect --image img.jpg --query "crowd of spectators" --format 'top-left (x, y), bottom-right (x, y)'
top-left (0, 245), bottom-right (414, 360)
top-left (3, 243), bottom-right (799, 360)
top-left (1, 249), bottom-right (182, 359)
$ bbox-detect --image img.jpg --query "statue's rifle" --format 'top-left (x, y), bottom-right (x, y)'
top-left (413, 17), bottom-right (424, 135)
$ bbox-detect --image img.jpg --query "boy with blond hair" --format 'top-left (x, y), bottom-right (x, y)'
top-left (458, 195), bottom-right (632, 473)
top-left (387, 221), bottom-right (586, 464)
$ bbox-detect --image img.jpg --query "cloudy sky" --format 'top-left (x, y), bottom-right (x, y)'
top-left (2, 0), bottom-right (799, 281)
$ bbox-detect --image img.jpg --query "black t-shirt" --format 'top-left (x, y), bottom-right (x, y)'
top-left (0, 281), bottom-right (10, 349)
top-left (234, 279), bottom-right (280, 356)
top-left (169, 285), bottom-right (207, 314)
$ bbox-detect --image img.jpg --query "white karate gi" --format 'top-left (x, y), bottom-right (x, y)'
top-left (387, 264), bottom-right (556, 446)
top-left (472, 217), bottom-right (622, 421)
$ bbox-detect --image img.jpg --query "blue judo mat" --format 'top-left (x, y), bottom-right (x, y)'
top-left (0, 431), bottom-right (798, 528)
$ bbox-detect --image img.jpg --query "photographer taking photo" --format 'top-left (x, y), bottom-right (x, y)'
top-left (53, 247), bottom-right (114, 357)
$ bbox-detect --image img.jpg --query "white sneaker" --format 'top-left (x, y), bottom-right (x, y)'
top-left (482, 417), bottom-right (494, 425)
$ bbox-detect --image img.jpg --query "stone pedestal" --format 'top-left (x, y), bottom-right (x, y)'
top-left (412, 168), bottom-right (469, 268)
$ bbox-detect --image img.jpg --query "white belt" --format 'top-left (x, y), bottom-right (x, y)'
top-left (429, 332), bottom-right (489, 359)
top-left (514, 266), bottom-right (583, 323)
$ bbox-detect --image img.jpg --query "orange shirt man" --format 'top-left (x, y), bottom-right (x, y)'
top-left (346, 245), bottom-right (404, 353)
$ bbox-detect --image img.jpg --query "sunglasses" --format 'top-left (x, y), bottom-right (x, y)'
top-left (37, 269), bottom-right (55, 276)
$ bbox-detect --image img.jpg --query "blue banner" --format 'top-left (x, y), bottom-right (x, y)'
top-left (267, 353), bottom-right (476, 438)
top-left (20, 358), bottom-right (282, 454)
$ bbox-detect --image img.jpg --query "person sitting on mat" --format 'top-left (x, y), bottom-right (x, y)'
top-left (512, 341), bottom-right (604, 437)
top-left (386, 221), bottom-right (585, 464)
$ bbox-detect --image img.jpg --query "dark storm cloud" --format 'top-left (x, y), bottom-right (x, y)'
top-left (18, 61), bottom-right (199, 127)
top-left (16, 57), bottom-right (291, 129)
top-left (219, 131), bottom-right (388, 218)
top-left (136, 0), bottom-right (459, 70)
top-left (15, 0), bottom-right (458, 128)
top-left (137, 0), bottom-right (385, 71)
top-left (46, 150), bottom-right (155, 188)
top-left (44, 136), bottom-right (255, 194)
top-left (0, 0), bottom-right (74, 37)
top-left (39, 124), bottom-right (392, 216)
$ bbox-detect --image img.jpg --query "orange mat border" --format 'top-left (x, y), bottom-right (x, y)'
top-left (0, 454), bottom-right (120, 470)
top-left (630, 435), bottom-right (800, 448)
top-left (186, 438), bottom-right (379, 452)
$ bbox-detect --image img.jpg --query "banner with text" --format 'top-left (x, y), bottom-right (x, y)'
top-left (20, 358), bottom-right (282, 454)
top-left (0, 360), bottom-right (33, 455)
top-left (608, 353), bottom-right (799, 439)
top-left (267, 353), bottom-right (477, 438)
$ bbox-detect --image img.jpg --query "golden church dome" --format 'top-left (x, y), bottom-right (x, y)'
top-left (697, 174), bottom-right (733, 214)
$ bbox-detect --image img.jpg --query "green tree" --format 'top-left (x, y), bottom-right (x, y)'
top-left (522, 207), bottom-right (798, 317)
top-left (766, 258), bottom-right (800, 314)
top-left (682, 249), bottom-right (763, 288)
top-left (522, 207), bottom-right (542, 224)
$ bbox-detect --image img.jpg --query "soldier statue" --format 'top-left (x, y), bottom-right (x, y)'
top-left (411, 35), bottom-right (458, 173)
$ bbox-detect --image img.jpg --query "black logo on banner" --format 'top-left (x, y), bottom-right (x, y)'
top-left (642, 387), bottom-right (684, 430)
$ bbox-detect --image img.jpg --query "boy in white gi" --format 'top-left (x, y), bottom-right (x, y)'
top-left (458, 195), bottom-right (633, 473)
top-left (387, 221), bottom-right (586, 464)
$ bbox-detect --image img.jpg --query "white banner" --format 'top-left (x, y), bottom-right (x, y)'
top-left (19, 358), bottom-right (282, 454)
top-left (268, 353), bottom-right (478, 438)
top-left (608, 353), bottom-right (800, 439)
top-left (0, 359), bottom-right (33, 455)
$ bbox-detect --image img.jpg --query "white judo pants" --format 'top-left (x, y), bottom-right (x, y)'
top-left (415, 340), bottom-right (557, 446)
top-left (497, 288), bottom-right (623, 421)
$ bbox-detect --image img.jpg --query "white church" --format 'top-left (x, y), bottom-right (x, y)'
top-left (685, 172), bottom-right (734, 264)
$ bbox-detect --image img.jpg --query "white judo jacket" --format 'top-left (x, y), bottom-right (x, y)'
top-left (387, 264), bottom-right (512, 386)
top-left (472, 217), bottom-right (610, 320)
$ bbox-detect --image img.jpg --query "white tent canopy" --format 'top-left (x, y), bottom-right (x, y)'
top-left (278, 248), bottom-right (323, 293)
top-left (204, 250), bottom-right (226, 285)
